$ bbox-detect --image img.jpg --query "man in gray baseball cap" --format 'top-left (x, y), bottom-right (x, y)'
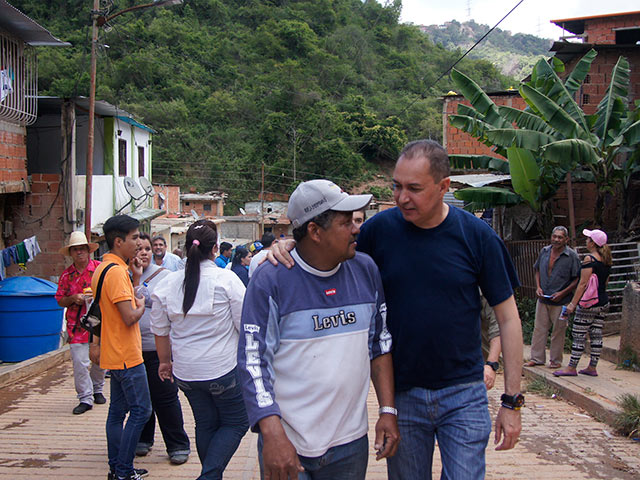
top-left (238, 179), bottom-right (399, 480)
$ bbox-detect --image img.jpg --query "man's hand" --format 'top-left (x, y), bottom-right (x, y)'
top-left (129, 256), bottom-right (143, 282)
top-left (134, 295), bottom-right (144, 309)
top-left (266, 239), bottom-right (296, 269)
top-left (374, 414), bottom-right (400, 460)
top-left (536, 287), bottom-right (544, 297)
top-left (494, 406), bottom-right (521, 450)
top-left (549, 292), bottom-right (562, 302)
top-left (72, 293), bottom-right (85, 305)
top-left (89, 344), bottom-right (100, 365)
top-left (158, 361), bottom-right (173, 382)
top-left (484, 365), bottom-right (496, 390)
top-left (259, 416), bottom-right (304, 480)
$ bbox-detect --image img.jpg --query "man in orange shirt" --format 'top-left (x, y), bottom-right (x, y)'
top-left (91, 215), bottom-right (151, 480)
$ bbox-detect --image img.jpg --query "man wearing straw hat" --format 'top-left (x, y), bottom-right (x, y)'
top-left (55, 231), bottom-right (106, 415)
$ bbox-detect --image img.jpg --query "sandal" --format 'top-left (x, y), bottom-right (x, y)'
top-left (553, 369), bottom-right (577, 377)
top-left (524, 360), bottom-right (543, 367)
top-left (548, 362), bottom-right (561, 369)
top-left (578, 368), bottom-right (598, 377)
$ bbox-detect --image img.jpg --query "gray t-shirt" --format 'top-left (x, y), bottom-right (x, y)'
top-left (534, 245), bottom-right (581, 305)
top-left (139, 264), bottom-right (171, 351)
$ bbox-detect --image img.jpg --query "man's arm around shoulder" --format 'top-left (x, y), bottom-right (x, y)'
top-left (370, 353), bottom-right (400, 460)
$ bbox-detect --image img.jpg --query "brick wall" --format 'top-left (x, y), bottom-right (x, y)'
top-left (552, 181), bottom-right (618, 231)
top-left (443, 93), bottom-right (527, 158)
top-left (4, 174), bottom-right (68, 280)
top-left (182, 199), bottom-right (224, 217)
top-left (153, 184), bottom-right (180, 214)
top-left (0, 124), bottom-right (28, 188)
top-left (583, 13), bottom-right (640, 44)
top-left (563, 48), bottom-right (640, 115)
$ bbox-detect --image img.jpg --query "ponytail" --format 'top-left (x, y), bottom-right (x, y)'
top-left (597, 244), bottom-right (612, 266)
top-left (182, 220), bottom-right (218, 314)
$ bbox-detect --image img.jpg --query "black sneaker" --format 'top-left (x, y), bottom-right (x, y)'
top-left (113, 469), bottom-right (148, 480)
top-left (94, 393), bottom-right (107, 404)
top-left (72, 402), bottom-right (93, 415)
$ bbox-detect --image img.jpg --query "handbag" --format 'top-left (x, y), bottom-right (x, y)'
top-left (579, 273), bottom-right (599, 308)
top-left (79, 263), bottom-right (117, 337)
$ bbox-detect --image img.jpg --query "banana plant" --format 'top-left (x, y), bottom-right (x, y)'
top-left (449, 49), bottom-right (640, 231)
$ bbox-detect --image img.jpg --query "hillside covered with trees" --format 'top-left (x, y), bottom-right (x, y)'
top-left (420, 20), bottom-right (553, 80)
top-left (15, 0), bottom-right (515, 208)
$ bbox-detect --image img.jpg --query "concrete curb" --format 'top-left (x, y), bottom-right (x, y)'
top-left (523, 366), bottom-right (619, 428)
top-left (0, 345), bottom-right (70, 389)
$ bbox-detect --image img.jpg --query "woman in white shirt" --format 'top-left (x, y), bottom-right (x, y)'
top-left (151, 220), bottom-right (248, 480)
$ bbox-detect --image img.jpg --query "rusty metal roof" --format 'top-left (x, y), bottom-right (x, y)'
top-left (0, 0), bottom-right (69, 46)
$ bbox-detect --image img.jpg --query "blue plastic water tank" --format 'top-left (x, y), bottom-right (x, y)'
top-left (0, 276), bottom-right (63, 362)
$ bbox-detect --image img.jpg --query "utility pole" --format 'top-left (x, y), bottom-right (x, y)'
top-left (291, 126), bottom-right (297, 182)
top-left (85, 0), bottom-right (99, 239)
top-left (260, 162), bottom-right (265, 236)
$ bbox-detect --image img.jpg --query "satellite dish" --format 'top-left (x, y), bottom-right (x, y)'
top-left (123, 177), bottom-right (145, 200)
top-left (158, 192), bottom-right (166, 201)
top-left (139, 177), bottom-right (155, 196)
top-left (191, 209), bottom-right (203, 220)
top-left (239, 208), bottom-right (246, 215)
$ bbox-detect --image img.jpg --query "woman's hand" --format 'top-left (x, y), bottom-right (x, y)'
top-left (158, 361), bottom-right (174, 382)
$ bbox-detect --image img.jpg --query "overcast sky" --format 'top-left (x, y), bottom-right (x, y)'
top-left (395, 0), bottom-right (637, 39)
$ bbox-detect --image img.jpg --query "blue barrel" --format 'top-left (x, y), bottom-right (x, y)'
top-left (0, 276), bottom-right (63, 362)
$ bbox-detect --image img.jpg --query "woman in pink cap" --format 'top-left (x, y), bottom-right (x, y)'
top-left (554, 229), bottom-right (611, 377)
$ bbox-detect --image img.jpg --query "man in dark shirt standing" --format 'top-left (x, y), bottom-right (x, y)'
top-left (525, 226), bottom-right (580, 369)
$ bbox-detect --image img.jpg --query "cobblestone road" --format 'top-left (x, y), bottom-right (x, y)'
top-left (0, 361), bottom-right (638, 479)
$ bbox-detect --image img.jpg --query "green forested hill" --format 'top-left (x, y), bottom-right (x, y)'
top-left (420, 20), bottom-right (553, 80)
top-left (14, 0), bottom-right (513, 207)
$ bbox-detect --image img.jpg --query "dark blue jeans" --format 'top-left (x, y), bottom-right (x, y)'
top-left (106, 363), bottom-right (152, 478)
top-left (258, 434), bottom-right (369, 480)
top-left (139, 350), bottom-right (190, 455)
top-left (176, 367), bottom-right (249, 480)
top-left (387, 381), bottom-right (491, 480)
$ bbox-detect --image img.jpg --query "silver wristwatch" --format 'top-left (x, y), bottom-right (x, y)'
top-left (379, 406), bottom-right (398, 416)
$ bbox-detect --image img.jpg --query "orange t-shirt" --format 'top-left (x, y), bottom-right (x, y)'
top-left (92, 253), bottom-right (143, 370)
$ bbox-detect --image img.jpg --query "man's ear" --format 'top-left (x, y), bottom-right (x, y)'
top-left (307, 222), bottom-right (323, 244)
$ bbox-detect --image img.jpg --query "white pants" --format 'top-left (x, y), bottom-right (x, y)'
top-left (70, 343), bottom-right (106, 405)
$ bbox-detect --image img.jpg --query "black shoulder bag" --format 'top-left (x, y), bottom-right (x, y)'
top-left (79, 263), bottom-right (117, 337)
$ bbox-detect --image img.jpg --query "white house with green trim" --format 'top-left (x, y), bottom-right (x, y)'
top-left (27, 97), bottom-right (162, 241)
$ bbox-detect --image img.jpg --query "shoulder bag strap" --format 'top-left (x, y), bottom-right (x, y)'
top-left (93, 263), bottom-right (118, 304)
top-left (144, 267), bottom-right (166, 285)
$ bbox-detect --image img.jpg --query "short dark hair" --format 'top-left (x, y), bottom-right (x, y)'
top-left (139, 232), bottom-right (151, 243)
top-left (232, 245), bottom-right (251, 268)
top-left (260, 232), bottom-right (276, 248)
top-left (103, 215), bottom-right (139, 249)
top-left (399, 139), bottom-right (450, 182)
top-left (152, 235), bottom-right (167, 245)
top-left (292, 210), bottom-right (338, 242)
top-left (219, 242), bottom-right (232, 254)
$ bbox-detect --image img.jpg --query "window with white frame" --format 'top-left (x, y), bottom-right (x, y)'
top-left (0, 28), bottom-right (38, 125)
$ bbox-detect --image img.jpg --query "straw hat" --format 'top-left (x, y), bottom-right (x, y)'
top-left (58, 231), bottom-right (99, 256)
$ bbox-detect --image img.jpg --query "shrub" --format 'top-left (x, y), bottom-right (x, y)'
top-left (615, 394), bottom-right (640, 437)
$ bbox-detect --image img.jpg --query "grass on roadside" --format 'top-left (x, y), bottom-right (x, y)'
top-left (525, 376), bottom-right (560, 398)
top-left (614, 393), bottom-right (640, 438)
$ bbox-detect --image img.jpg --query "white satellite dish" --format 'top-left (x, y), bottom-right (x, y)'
top-left (158, 192), bottom-right (166, 201)
top-left (191, 209), bottom-right (203, 220)
top-left (239, 208), bottom-right (246, 215)
top-left (139, 177), bottom-right (155, 196)
top-left (123, 177), bottom-right (145, 200)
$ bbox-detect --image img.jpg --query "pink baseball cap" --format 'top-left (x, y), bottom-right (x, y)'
top-left (583, 229), bottom-right (607, 247)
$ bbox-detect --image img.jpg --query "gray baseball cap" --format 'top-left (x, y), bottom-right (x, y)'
top-left (287, 180), bottom-right (372, 228)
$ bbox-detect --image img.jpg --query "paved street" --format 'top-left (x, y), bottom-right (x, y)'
top-left (0, 360), bottom-right (639, 479)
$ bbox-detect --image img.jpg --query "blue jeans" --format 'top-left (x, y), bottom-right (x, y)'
top-left (387, 381), bottom-right (491, 480)
top-left (106, 363), bottom-right (152, 478)
top-left (176, 367), bottom-right (249, 480)
top-left (258, 434), bottom-right (369, 480)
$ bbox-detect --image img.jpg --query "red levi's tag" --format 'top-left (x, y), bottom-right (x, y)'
top-left (325, 288), bottom-right (337, 296)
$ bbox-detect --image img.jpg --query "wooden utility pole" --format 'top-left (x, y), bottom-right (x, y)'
top-left (566, 172), bottom-right (576, 244)
top-left (85, 0), bottom-right (99, 239)
top-left (260, 163), bottom-right (265, 236)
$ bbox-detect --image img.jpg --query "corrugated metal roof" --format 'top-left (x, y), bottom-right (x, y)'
top-left (0, 0), bottom-right (70, 46)
top-left (449, 174), bottom-right (511, 188)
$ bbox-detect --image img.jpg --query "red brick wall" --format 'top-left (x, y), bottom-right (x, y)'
top-left (443, 94), bottom-right (527, 158)
top-left (153, 184), bottom-right (180, 215)
top-left (183, 199), bottom-right (224, 217)
top-left (552, 182), bottom-right (618, 231)
top-left (583, 13), bottom-right (640, 44)
top-left (0, 127), bottom-right (28, 185)
top-left (4, 173), bottom-right (68, 280)
top-left (563, 48), bottom-right (640, 115)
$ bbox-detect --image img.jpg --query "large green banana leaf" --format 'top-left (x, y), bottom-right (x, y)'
top-left (594, 56), bottom-right (631, 148)
top-left (499, 106), bottom-right (555, 135)
top-left (507, 146), bottom-right (540, 210)
top-left (564, 49), bottom-right (598, 98)
top-left (457, 103), bottom-right (485, 120)
top-left (531, 59), bottom-right (589, 132)
top-left (453, 186), bottom-right (522, 212)
top-left (540, 139), bottom-right (599, 169)
top-left (451, 69), bottom-right (507, 128)
top-left (449, 154), bottom-right (510, 173)
top-left (520, 84), bottom-right (590, 141)
top-left (448, 114), bottom-right (494, 139)
top-left (616, 118), bottom-right (640, 146)
top-left (486, 128), bottom-right (555, 151)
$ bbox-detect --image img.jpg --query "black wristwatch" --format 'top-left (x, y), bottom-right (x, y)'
top-left (485, 361), bottom-right (499, 372)
top-left (501, 392), bottom-right (525, 410)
